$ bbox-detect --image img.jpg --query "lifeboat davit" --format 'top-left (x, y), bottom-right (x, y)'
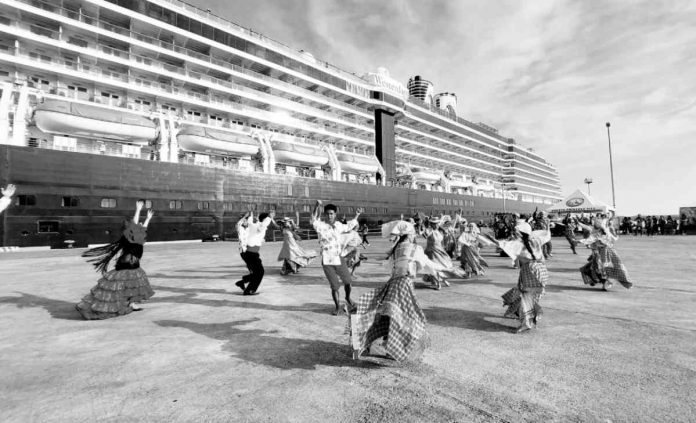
top-left (337, 152), bottom-right (379, 174)
top-left (33, 99), bottom-right (157, 144)
top-left (411, 167), bottom-right (440, 183)
top-left (177, 125), bottom-right (259, 156)
top-left (272, 141), bottom-right (329, 166)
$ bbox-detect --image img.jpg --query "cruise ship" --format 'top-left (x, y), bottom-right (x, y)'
top-left (0, 0), bottom-right (562, 248)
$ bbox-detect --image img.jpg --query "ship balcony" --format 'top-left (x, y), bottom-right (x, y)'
top-left (10, 0), bottom-right (369, 118)
top-left (2, 19), bottom-right (372, 136)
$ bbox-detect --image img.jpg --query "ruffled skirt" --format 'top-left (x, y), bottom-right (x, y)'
top-left (277, 239), bottom-right (317, 274)
top-left (580, 246), bottom-right (633, 289)
top-left (502, 261), bottom-right (547, 323)
top-left (459, 244), bottom-right (488, 276)
top-left (76, 268), bottom-right (154, 320)
top-left (348, 276), bottom-right (427, 362)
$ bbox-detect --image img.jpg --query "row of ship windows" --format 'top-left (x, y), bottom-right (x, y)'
top-left (433, 197), bottom-right (475, 207)
top-left (12, 196), bottom-right (389, 215)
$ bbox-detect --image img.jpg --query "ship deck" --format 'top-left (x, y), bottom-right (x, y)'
top-left (1, 236), bottom-right (694, 422)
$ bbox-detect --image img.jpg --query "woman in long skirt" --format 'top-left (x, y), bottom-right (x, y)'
top-left (348, 221), bottom-right (442, 362)
top-left (578, 218), bottom-right (633, 290)
top-left (423, 216), bottom-right (466, 289)
top-left (458, 222), bottom-right (489, 277)
top-left (277, 216), bottom-right (317, 275)
top-left (489, 221), bottom-right (550, 333)
top-left (76, 201), bottom-right (155, 319)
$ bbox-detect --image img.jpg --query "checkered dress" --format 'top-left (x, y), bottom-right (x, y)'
top-left (579, 244), bottom-right (633, 289)
top-left (349, 275), bottom-right (427, 362)
top-left (502, 260), bottom-right (547, 323)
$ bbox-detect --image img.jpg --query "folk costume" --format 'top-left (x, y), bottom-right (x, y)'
top-left (496, 222), bottom-right (550, 332)
top-left (236, 212), bottom-right (273, 295)
top-left (349, 221), bottom-right (441, 362)
top-left (457, 223), bottom-right (489, 277)
top-left (423, 217), bottom-right (466, 289)
top-left (277, 218), bottom-right (317, 275)
top-left (578, 221), bottom-right (633, 291)
top-left (76, 220), bottom-right (154, 320)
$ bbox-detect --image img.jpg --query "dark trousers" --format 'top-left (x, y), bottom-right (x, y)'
top-left (240, 250), bottom-right (264, 294)
top-left (542, 240), bottom-right (553, 258)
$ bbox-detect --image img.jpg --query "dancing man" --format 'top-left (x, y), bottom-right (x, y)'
top-left (235, 209), bottom-right (275, 295)
top-left (0, 184), bottom-right (16, 214)
top-left (311, 200), bottom-right (362, 315)
top-left (76, 200), bottom-right (155, 319)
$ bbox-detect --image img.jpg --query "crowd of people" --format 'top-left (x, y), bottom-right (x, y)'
top-left (619, 214), bottom-right (689, 236)
top-left (0, 184), bottom-right (640, 365)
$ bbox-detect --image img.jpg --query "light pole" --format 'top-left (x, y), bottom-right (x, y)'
top-left (606, 122), bottom-right (616, 209)
top-left (584, 177), bottom-right (593, 195)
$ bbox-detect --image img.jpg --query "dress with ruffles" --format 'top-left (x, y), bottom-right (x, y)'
top-left (579, 233), bottom-right (633, 289)
top-left (277, 227), bottom-right (317, 275)
top-left (348, 242), bottom-right (441, 362)
top-left (76, 222), bottom-right (154, 320)
top-left (498, 230), bottom-right (550, 325)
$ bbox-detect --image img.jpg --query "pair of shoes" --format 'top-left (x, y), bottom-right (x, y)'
top-left (130, 303), bottom-right (143, 311)
top-left (515, 321), bottom-right (533, 333)
top-left (243, 291), bottom-right (259, 296)
top-left (331, 307), bottom-right (343, 316)
top-left (602, 282), bottom-right (613, 291)
top-left (235, 280), bottom-right (246, 291)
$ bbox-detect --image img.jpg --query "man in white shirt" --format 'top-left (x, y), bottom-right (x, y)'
top-left (235, 209), bottom-right (275, 295)
top-left (0, 184), bottom-right (16, 214)
top-left (311, 200), bottom-right (362, 315)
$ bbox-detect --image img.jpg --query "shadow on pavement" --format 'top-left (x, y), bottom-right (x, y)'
top-left (424, 306), bottom-right (512, 332)
top-left (150, 290), bottom-right (340, 316)
top-left (155, 318), bottom-right (379, 370)
top-left (0, 292), bottom-right (82, 320)
top-left (150, 284), bottom-right (229, 294)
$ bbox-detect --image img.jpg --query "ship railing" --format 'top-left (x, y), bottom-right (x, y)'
top-left (157, 0), bottom-right (363, 83)
top-left (14, 0), bottom-right (367, 116)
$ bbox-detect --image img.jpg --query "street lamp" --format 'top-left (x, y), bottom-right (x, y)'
top-left (584, 177), bottom-right (593, 195)
top-left (606, 122), bottom-right (616, 209)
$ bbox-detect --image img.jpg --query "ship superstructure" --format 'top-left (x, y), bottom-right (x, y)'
top-left (0, 0), bottom-right (562, 247)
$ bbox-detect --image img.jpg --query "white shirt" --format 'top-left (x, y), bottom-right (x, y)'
top-left (0, 195), bottom-right (10, 214)
top-left (312, 219), bottom-right (358, 265)
top-left (236, 216), bottom-right (272, 252)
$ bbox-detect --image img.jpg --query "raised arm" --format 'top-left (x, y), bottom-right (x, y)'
top-left (0, 184), bottom-right (16, 213)
top-left (311, 199), bottom-right (322, 224)
top-left (345, 207), bottom-right (363, 231)
top-left (133, 200), bottom-right (144, 224)
top-left (143, 209), bottom-right (155, 228)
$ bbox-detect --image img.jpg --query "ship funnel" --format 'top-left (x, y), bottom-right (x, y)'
top-left (407, 76), bottom-right (434, 106)
top-left (434, 92), bottom-right (457, 116)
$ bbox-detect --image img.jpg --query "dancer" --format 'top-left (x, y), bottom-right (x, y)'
top-left (76, 201), bottom-right (155, 319)
top-left (578, 217), bottom-right (633, 291)
top-left (311, 200), bottom-right (363, 315)
top-left (277, 214), bottom-right (317, 275)
top-left (349, 221), bottom-right (442, 362)
top-left (235, 209), bottom-right (275, 295)
top-left (359, 221), bottom-right (370, 248)
top-left (457, 222), bottom-right (489, 277)
top-left (422, 214), bottom-right (466, 289)
top-left (342, 227), bottom-right (367, 278)
top-left (562, 213), bottom-right (578, 254)
top-left (0, 183), bottom-right (15, 214)
top-left (488, 221), bottom-right (550, 333)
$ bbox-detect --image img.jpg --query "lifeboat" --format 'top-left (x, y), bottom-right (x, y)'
top-left (337, 152), bottom-right (379, 174)
top-left (272, 141), bottom-right (329, 167)
top-left (448, 173), bottom-right (474, 188)
top-left (411, 167), bottom-right (440, 183)
top-left (177, 125), bottom-right (259, 156)
top-left (33, 98), bottom-right (157, 144)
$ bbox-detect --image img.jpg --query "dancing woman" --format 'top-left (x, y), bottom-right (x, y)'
top-left (488, 221), bottom-right (550, 333)
top-left (76, 201), bottom-right (155, 319)
top-left (457, 222), bottom-right (489, 277)
top-left (277, 214), bottom-right (317, 275)
top-left (422, 214), bottom-right (466, 289)
top-left (348, 221), bottom-right (442, 362)
top-left (578, 218), bottom-right (633, 291)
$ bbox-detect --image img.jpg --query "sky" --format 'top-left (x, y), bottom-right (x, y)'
top-left (191, 0), bottom-right (696, 216)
